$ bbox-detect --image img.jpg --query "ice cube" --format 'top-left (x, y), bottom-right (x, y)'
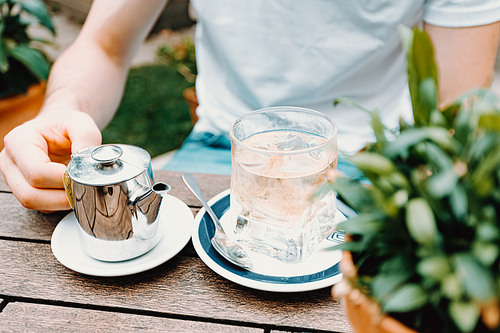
top-left (275, 132), bottom-right (312, 151)
top-left (309, 150), bottom-right (324, 160)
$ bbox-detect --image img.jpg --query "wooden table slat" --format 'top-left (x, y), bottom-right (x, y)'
top-left (153, 171), bottom-right (231, 208)
top-left (0, 239), bottom-right (352, 332)
top-left (0, 302), bottom-right (264, 332)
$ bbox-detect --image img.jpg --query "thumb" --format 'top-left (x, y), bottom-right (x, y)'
top-left (66, 112), bottom-right (102, 153)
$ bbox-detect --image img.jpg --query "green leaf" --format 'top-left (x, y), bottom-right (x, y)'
top-left (454, 109), bottom-right (475, 147)
top-left (19, 0), bottom-right (56, 35)
top-left (405, 198), bottom-right (439, 247)
top-left (476, 223), bottom-right (500, 242)
top-left (0, 21), bottom-right (8, 73)
top-left (422, 141), bottom-right (454, 170)
top-left (411, 168), bottom-right (450, 222)
top-left (417, 256), bottom-right (450, 281)
top-left (379, 255), bottom-right (410, 274)
top-left (412, 29), bottom-right (438, 87)
top-left (478, 113), bottom-right (500, 132)
top-left (449, 301), bottom-right (480, 333)
top-left (382, 283), bottom-right (428, 313)
top-left (336, 213), bottom-right (385, 235)
top-left (9, 43), bottom-right (50, 81)
top-left (372, 272), bottom-right (412, 302)
top-left (470, 147), bottom-right (500, 196)
top-left (449, 184), bottom-right (468, 220)
top-left (426, 169), bottom-right (459, 199)
top-left (421, 142), bottom-right (458, 199)
top-left (402, 27), bottom-right (438, 126)
top-left (429, 109), bottom-right (448, 127)
top-left (369, 109), bottom-right (388, 152)
top-left (472, 241), bottom-right (499, 267)
top-left (325, 176), bottom-right (373, 211)
top-left (386, 172), bottom-right (410, 189)
top-left (384, 127), bottom-right (454, 158)
top-left (454, 253), bottom-right (496, 302)
top-left (349, 152), bottom-right (395, 174)
top-left (419, 77), bottom-right (438, 117)
top-left (467, 133), bottom-right (500, 165)
top-left (442, 274), bottom-right (464, 300)
top-left (333, 97), bottom-right (373, 113)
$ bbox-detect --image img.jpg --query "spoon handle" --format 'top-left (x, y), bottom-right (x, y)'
top-left (181, 173), bottom-right (224, 231)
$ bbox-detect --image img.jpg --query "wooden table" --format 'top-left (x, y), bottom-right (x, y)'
top-left (0, 171), bottom-right (353, 332)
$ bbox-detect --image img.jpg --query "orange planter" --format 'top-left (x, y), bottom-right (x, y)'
top-left (337, 251), bottom-right (419, 333)
top-left (183, 86), bottom-right (198, 125)
top-left (0, 83), bottom-right (45, 150)
top-left (343, 294), bottom-right (418, 333)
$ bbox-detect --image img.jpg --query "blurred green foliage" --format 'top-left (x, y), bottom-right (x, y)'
top-left (0, 0), bottom-right (55, 95)
top-left (101, 64), bottom-right (193, 158)
top-left (156, 36), bottom-right (196, 85)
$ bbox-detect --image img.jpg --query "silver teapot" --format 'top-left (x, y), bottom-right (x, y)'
top-left (65, 144), bottom-right (171, 261)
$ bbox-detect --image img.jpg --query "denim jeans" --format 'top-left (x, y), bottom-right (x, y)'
top-left (162, 131), bottom-right (364, 180)
top-left (162, 131), bottom-right (233, 175)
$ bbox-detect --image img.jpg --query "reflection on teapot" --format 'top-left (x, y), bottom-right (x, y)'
top-left (74, 180), bottom-right (171, 241)
top-left (67, 144), bottom-right (172, 262)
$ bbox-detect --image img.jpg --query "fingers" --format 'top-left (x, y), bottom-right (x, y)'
top-left (0, 149), bottom-right (71, 211)
top-left (0, 110), bottom-right (101, 212)
top-left (5, 111), bottom-right (101, 190)
top-left (4, 130), bottom-right (69, 189)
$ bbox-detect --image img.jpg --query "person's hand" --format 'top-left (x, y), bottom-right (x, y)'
top-left (0, 110), bottom-right (101, 212)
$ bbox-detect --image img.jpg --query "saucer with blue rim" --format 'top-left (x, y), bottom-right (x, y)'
top-left (192, 189), bottom-right (348, 292)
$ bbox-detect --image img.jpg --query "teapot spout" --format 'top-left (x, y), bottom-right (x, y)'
top-left (152, 182), bottom-right (172, 197)
top-left (130, 182), bottom-right (171, 240)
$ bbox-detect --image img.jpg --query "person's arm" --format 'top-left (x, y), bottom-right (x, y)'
top-left (424, 21), bottom-right (500, 109)
top-left (0, 0), bottom-right (168, 212)
top-left (43, 0), bottom-right (168, 127)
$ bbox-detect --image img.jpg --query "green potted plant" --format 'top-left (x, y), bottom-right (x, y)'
top-left (0, 0), bottom-right (55, 148)
top-left (327, 26), bottom-right (500, 333)
top-left (156, 36), bottom-right (198, 124)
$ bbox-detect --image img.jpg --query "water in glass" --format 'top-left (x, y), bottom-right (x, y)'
top-left (231, 129), bottom-right (337, 263)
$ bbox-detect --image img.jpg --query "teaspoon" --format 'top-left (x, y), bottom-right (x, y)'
top-left (182, 173), bottom-right (253, 270)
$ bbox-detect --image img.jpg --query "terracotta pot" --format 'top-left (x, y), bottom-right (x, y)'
top-left (183, 86), bottom-right (198, 125)
top-left (336, 251), bottom-right (419, 333)
top-left (0, 83), bottom-right (45, 150)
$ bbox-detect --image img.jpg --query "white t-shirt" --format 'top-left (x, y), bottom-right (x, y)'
top-left (189, 0), bottom-right (500, 155)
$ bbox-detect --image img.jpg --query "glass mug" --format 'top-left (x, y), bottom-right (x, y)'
top-left (229, 106), bottom-right (338, 263)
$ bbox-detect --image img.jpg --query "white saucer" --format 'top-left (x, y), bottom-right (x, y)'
top-left (51, 195), bottom-right (194, 277)
top-left (192, 189), bottom-right (347, 292)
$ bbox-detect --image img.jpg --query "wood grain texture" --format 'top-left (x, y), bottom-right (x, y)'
top-left (0, 193), bottom-right (67, 240)
top-left (154, 171), bottom-right (231, 207)
top-left (0, 302), bottom-right (263, 332)
top-left (0, 239), bottom-right (352, 332)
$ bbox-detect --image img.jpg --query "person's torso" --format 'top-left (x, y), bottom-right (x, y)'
top-left (190, 0), bottom-right (423, 154)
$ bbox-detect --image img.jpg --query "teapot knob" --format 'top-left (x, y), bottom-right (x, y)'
top-left (91, 145), bottom-right (123, 165)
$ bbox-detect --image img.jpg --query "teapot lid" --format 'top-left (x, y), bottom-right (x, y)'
top-left (67, 144), bottom-right (152, 186)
